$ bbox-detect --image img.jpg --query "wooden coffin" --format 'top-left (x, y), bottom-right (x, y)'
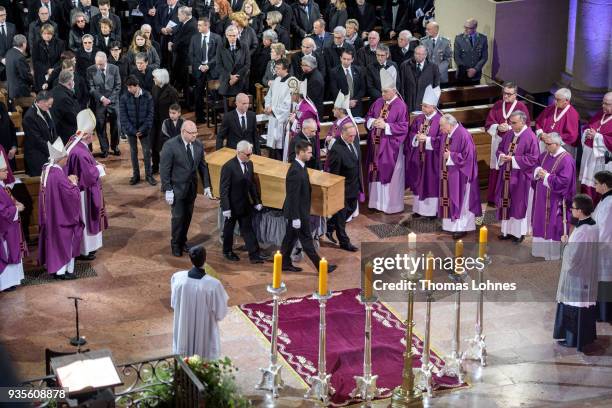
top-left (205, 148), bottom-right (345, 217)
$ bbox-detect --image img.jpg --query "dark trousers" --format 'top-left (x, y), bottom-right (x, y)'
top-left (194, 74), bottom-right (208, 121)
top-left (327, 198), bottom-right (357, 246)
top-left (222, 212), bottom-right (260, 257)
top-left (269, 148), bottom-right (283, 161)
top-left (127, 134), bottom-right (152, 179)
top-left (280, 218), bottom-right (321, 268)
top-left (171, 191), bottom-right (196, 250)
top-left (95, 107), bottom-right (119, 153)
top-left (151, 128), bottom-right (162, 174)
top-left (11, 183), bottom-right (33, 243)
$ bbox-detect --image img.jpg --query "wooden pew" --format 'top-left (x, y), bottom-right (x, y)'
top-left (9, 111), bottom-right (23, 130)
top-left (440, 104), bottom-right (493, 127)
top-left (439, 84), bottom-right (499, 108)
top-left (468, 127), bottom-right (491, 188)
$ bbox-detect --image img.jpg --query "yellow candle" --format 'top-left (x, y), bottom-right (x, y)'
top-left (318, 258), bottom-right (328, 295)
top-left (364, 262), bottom-right (373, 299)
top-left (425, 251), bottom-right (434, 282)
top-left (455, 240), bottom-right (464, 274)
top-left (479, 226), bottom-right (488, 258)
top-left (408, 232), bottom-right (417, 250)
top-left (272, 250), bottom-right (282, 289)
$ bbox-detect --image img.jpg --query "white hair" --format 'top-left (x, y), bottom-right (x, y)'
top-left (303, 118), bottom-right (317, 130)
top-left (152, 68), bottom-right (170, 86)
top-left (237, 140), bottom-right (253, 153)
top-left (398, 30), bottom-right (412, 40)
top-left (441, 113), bottom-right (458, 127)
top-left (141, 24), bottom-right (152, 31)
top-left (225, 25), bottom-right (238, 35)
top-left (548, 132), bottom-right (563, 145)
top-left (509, 110), bottom-right (527, 123)
top-left (95, 51), bottom-right (107, 61)
top-left (333, 26), bottom-right (346, 36)
top-left (302, 36), bottom-right (316, 50)
top-left (179, 6), bottom-right (192, 18)
top-left (555, 88), bottom-right (571, 101)
top-left (301, 54), bottom-right (317, 69)
top-left (414, 44), bottom-right (428, 55)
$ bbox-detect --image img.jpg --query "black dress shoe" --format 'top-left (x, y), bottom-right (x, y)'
top-left (249, 257), bottom-right (264, 264)
top-left (129, 177), bottom-right (141, 185)
top-left (112, 148), bottom-right (121, 156)
top-left (513, 235), bottom-right (525, 244)
top-left (325, 231), bottom-right (338, 244)
top-left (328, 264), bottom-right (337, 273)
top-left (146, 176), bottom-right (157, 186)
top-left (182, 244), bottom-right (191, 253)
top-left (412, 213), bottom-right (422, 218)
top-left (427, 216), bottom-right (438, 221)
top-left (172, 248), bottom-right (182, 257)
top-left (498, 234), bottom-right (511, 240)
top-left (2, 286), bottom-right (17, 292)
top-left (282, 265), bottom-right (302, 272)
top-left (251, 253), bottom-right (270, 262)
top-left (452, 231), bottom-right (467, 240)
top-left (557, 340), bottom-right (572, 348)
top-left (224, 252), bottom-right (240, 261)
top-left (340, 243), bottom-right (358, 252)
top-left (63, 273), bottom-right (77, 280)
top-left (76, 253), bottom-right (95, 261)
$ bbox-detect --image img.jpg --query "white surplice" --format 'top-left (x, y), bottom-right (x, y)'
top-left (264, 77), bottom-right (291, 151)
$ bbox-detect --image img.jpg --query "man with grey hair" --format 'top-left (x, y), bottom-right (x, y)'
top-left (355, 30), bottom-right (380, 67)
top-left (453, 18), bottom-right (488, 85)
top-left (141, 23), bottom-right (162, 56)
top-left (535, 87), bottom-right (580, 156)
top-left (399, 44), bottom-right (439, 113)
top-left (366, 44), bottom-right (399, 99)
top-left (288, 118), bottom-right (320, 169)
top-left (437, 113), bottom-right (482, 239)
top-left (421, 21), bottom-right (452, 84)
top-left (4, 34), bottom-right (34, 109)
top-left (323, 25), bottom-right (355, 76)
top-left (531, 132), bottom-right (576, 260)
top-left (291, 37), bottom-right (326, 80)
top-left (169, 6), bottom-right (197, 96)
top-left (189, 17), bottom-right (221, 123)
top-left (51, 70), bottom-right (80, 143)
top-left (219, 140), bottom-right (268, 263)
top-left (218, 25), bottom-right (250, 98)
top-left (310, 18), bottom-right (331, 49)
top-left (301, 54), bottom-right (325, 114)
top-left (390, 30), bottom-right (417, 66)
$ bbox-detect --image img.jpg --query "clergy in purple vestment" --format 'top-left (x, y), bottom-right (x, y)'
top-left (285, 79), bottom-right (321, 162)
top-left (438, 113), bottom-right (482, 239)
top-left (535, 88), bottom-right (580, 156)
top-left (485, 82), bottom-right (531, 204)
top-left (405, 85), bottom-right (442, 218)
top-left (38, 139), bottom-right (84, 279)
top-left (366, 69), bottom-right (408, 214)
top-left (0, 146), bottom-right (15, 186)
top-left (65, 109), bottom-right (108, 260)
top-left (0, 154), bottom-right (26, 292)
top-left (494, 111), bottom-right (539, 242)
top-left (531, 132), bottom-right (576, 261)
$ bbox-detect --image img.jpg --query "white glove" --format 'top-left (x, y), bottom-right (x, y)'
top-left (292, 219), bottom-right (301, 229)
top-left (255, 204), bottom-right (263, 211)
top-left (165, 190), bottom-right (174, 205)
top-left (204, 187), bottom-right (213, 199)
top-left (223, 210), bottom-right (232, 218)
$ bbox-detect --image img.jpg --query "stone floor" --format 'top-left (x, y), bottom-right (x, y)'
top-left (1, 123), bottom-right (611, 407)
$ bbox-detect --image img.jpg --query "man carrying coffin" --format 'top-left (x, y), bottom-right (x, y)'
top-left (0, 154), bottom-right (26, 292)
top-left (365, 68), bottom-right (409, 214)
top-left (38, 139), bottom-right (83, 280)
top-left (65, 109), bottom-right (108, 261)
top-left (593, 171), bottom-right (612, 323)
top-left (438, 113), bottom-right (482, 239)
top-left (264, 60), bottom-right (292, 161)
top-left (405, 85), bottom-right (442, 219)
top-left (579, 92), bottom-right (612, 203)
top-left (494, 111), bottom-right (539, 243)
top-left (531, 132), bottom-right (576, 260)
top-left (286, 79), bottom-right (320, 162)
top-left (485, 82), bottom-right (530, 205)
top-left (535, 88), bottom-right (580, 156)
top-left (324, 92), bottom-right (354, 171)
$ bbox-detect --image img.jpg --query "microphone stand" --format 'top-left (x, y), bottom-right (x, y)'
top-left (68, 296), bottom-right (87, 350)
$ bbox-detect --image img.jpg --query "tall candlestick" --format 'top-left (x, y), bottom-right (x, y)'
top-left (479, 226), bottom-right (488, 258)
top-left (364, 262), bottom-right (373, 299)
top-left (455, 240), bottom-right (464, 275)
top-left (408, 232), bottom-right (417, 250)
top-left (272, 251), bottom-right (282, 289)
top-left (425, 251), bottom-right (434, 282)
top-left (318, 258), bottom-right (328, 296)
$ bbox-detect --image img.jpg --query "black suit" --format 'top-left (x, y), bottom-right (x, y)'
top-left (190, 30), bottom-right (222, 121)
top-left (273, 25), bottom-right (291, 50)
top-left (216, 109), bottom-right (260, 155)
top-left (291, 2), bottom-right (320, 45)
top-left (280, 160), bottom-right (321, 269)
top-left (291, 50), bottom-right (326, 80)
top-left (50, 84), bottom-right (79, 143)
top-left (23, 104), bottom-right (58, 176)
top-left (220, 157), bottom-right (262, 257)
top-left (288, 132), bottom-right (320, 169)
top-left (228, 0), bottom-right (243, 12)
top-left (0, 22), bottom-right (16, 80)
top-left (5, 47), bottom-right (33, 99)
top-left (347, 3), bottom-right (376, 33)
top-left (305, 68), bottom-right (324, 116)
top-left (217, 40), bottom-right (250, 97)
top-left (171, 17), bottom-right (197, 92)
top-left (381, 0), bottom-right (408, 39)
top-left (399, 58), bottom-right (440, 113)
top-left (160, 135), bottom-right (211, 251)
top-left (322, 42), bottom-right (354, 83)
top-left (76, 47), bottom-right (98, 79)
top-left (155, 2), bottom-right (182, 67)
top-left (355, 46), bottom-right (377, 67)
top-left (328, 64), bottom-right (366, 116)
top-left (263, 2), bottom-right (292, 30)
top-left (390, 41), bottom-right (418, 66)
top-left (326, 136), bottom-right (361, 246)
top-left (130, 66), bottom-right (155, 93)
top-left (366, 61), bottom-right (400, 99)
top-left (95, 33), bottom-right (119, 56)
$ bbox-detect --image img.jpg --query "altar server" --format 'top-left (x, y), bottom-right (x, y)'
top-left (286, 79), bottom-right (320, 162)
top-left (65, 109), bottom-right (108, 261)
top-left (593, 170), bottom-right (612, 323)
top-left (38, 139), bottom-right (83, 279)
top-left (579, 92), bottom-right (612, 203)
top-left (405, 85), bottom-right (442, 219)
top-left (494, 110), bottom-right (539, 243)
top-left (438, 113), bottom-right (482, 239)
top-left (365, 69), bottom-right (408, 214)
top-left (263, 59), bottom-right (292, 161)
top-left (531, 132), bottom-right (575, 260)
top-left (171, 245), bottom-right (229, 359)
top-left (535, 88), bottom-right (580, 156)
top-left (0, 154), bottom-right (26, 292)
top-left (554, 194), bottom-right (598, 352)
top-left (484, 82), bottom-right (530, 204)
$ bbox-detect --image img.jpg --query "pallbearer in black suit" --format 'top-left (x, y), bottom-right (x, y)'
top-left (280, 140), bottom-right (337, 273)
top-left (216, 93), bottom-right (260, 154)
top-left (326, 122), bottom-right (361, 251)
top-left (220, 140), bottom-right (269, 263)
top-left (288, 118), bottom-right (320, 169)
top-left (160, 120), bottom-right (213, 257)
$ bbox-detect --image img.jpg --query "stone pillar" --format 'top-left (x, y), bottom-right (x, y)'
top-left (569, 0), bottom-right (612, 115)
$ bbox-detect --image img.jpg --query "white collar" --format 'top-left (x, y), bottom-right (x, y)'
top-left (182, 138), bottom-right (193, 148)
top-left (425, 111), bottom-right (437, 120)
top-left (238, 157), bottom-right (248, 166)
top-left (236, 110), bottom-right (246, 118)
top-left (386, 95), bottom-right (398, 105)
top-left (344, 65), bottom-right (351, 72)
top-left (551, 146), bottom-right (566, 157)
top-left (0, 180), bottom-right (5, 187)
top-left (502, 99), bottom-right (518, 119)
top-left (431, 35), bottom-right (439, 41)
top-left (448, 124), bottom-right (459, 138)
top-left (513, 125), bottom-right (527, 136)
top-left (295, 158), bottom-right (306, 168)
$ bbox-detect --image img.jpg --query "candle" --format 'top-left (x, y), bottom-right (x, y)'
top-left (272, 250), bottom-right (282, 289)
top-left (364, 262), bottom-right (373, 299)
top-left (455, 240), bottom-right (464, 274)
top-left (408, 232), bottom-right (417, 250)
top-left (318, 258), bottom-right (328, 295)
top-left (479, 226), bottom-right (488, 258)
top-left (425, 251), bottom-right (434, 282)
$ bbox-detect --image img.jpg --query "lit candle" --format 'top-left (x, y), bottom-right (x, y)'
top-left (364, 262), bottom-right (373, 299)
top-left (425, 251), bottom-right (434, 282)
top-left (479, 226), bottom-right (488, 258)
top-left (455, 240), bottom-right (464, 274)
top-left (408, 232), bottom-right (417, 250)
top-left (272, 250), bottom-right (282, 289)
top-left (318, 258), bottom-right (328, 295)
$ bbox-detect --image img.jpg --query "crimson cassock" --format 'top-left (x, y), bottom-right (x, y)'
top-left (579, 110), bottom-right (612, 203)
top-left (494, 126), bottom-right (540, 238)
top-left (0, 185), bottom-right (27, 290)
top-left (531, 148), bottom-right (576, 260)
top-left (439, 124), bottom-right (482, 231)
top-left (485, 100), bottom-right (530, 203)
top-left (535, 104), bottom-right (580, 152)
top-left (405, 111), bottom-right (441, 217)
top-left (38, 164), bottom-right (83, 275)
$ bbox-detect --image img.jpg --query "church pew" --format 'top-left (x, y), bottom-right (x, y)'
top-left (468, 127), bottom-right (492, 188)
top-left (16, 131), bottom-right (25, 149)
top-left (439, 104), bottom-right (493, 127)
top-left (438, 84), bottom-right (500, 108)
top-left (9, 111), bottom-right (23, 130)
top-left (15, 154), bottom-right (25, 173)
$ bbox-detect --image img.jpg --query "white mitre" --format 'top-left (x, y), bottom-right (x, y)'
top-left (380, 68), bottom-right (396, 91)
top-left (77, 109), bottom-right (97, 135)
top-left (422, 85), bottom-right (441, 106)
top-left (48, 138), bottom-right (68, 162)
top-left (334, 91), bottom-right (350, 110)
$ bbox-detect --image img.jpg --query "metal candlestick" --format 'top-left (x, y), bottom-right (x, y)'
top-left (463, 254), bottom-right (491, 366)
top-left (416, 289), bottom-right (434, 398)
top-left (305, 291), bottom-right (335, 405)
top-left (257, 283), bottom-right (287, 398)
top-left (350, 295), bottom-right (380, 406)
top-left (68, 296), bottom-right (86, 349)
top-left (437, 274), bottom-right (465, 383)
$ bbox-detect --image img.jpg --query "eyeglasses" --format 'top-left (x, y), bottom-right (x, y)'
top-left (0, 13), bottom-right (7, 17)
top-left (243, 152), bottom-right (252, 157)
top-left (184, 130), bottom-right (198, 135)
top-left (83, 41), bottom-right (93, 44)
top-left (570, 206), bottom-right (579, 210)
top-left (503, 92), bottom-right (516, 96)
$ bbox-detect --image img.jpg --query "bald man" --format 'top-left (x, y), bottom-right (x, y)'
top-left (216, 93), bottom-right (260, 155)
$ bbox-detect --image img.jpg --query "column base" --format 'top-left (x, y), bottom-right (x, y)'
top-left (569, 84), bottom-right (608, 117)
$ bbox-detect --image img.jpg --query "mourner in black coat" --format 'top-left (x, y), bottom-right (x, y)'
top-left (189, 21), bottom-right (222, 122)
top-left (23, 95), bottom-right (58, 176)
top-left (216, 33), bottom-right (250, 97)
top-left (50, 79), bottom-right (80, 143)
top-left (399, 48), bottom-right (440, 113)
top-left (328, 50), bottom-right (366, 116)
top-left (216, 94), bottom-right (260, 154)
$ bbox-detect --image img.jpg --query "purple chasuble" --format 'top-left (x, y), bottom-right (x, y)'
top-left (405, 112), bottom-right (441, 198)
top-left (65, 139), bottom-right (108, 234)
top-left (494, 127), bottom-right (540, 220)
top-left (38, 164), bottom-right (84, 274)
top-left (439, 124), bottom-right (482, 221)
top-left (0, 187), bottom-right (26, 273)
top-left (0, 146), bottom-right (15, 185)
top-left (292, 99), bottom-right (321, 159)
top-left (365, 97), bottom-right (408, 184)
top-left (531, 150), bottom-right (576, 241)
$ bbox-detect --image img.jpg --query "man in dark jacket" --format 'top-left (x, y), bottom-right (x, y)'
top-left (120, 76), bottom-right (156, 186)
top-left (291, 0), bottom-right (319, 48)
top-left (27, 7), bottom-right (58, 49)
top-left (322, 26), bottom-right (354, 81)
top-left (216, 93), bottom-right (259, 154)
top-left (399, 44), bottom-right (439, 113)
top-left (0, 6), bottom-right (16, 81)
top-left (287, 118), bottom-right (320, 169)
top-left (347, 0), bottom-right (376, 35)
top-left (170, 6), bottom-right (197, 96)
top-left (130, 52), bottom-right (155, 93)
top-left (89, 0), bottom-right (121, 39)
top-left (189, 17), bottom-right (221, 123)
top-left (389, 29), bottom-right (418, 66)
top-left (328, 49), bottom-right (365, 116)
top-left (366, 44), bottom-right (400, 99)
top-left (290, 37), bottom-right (325, 80)
top-left (5, 35), bottom-right (34, 109)
top-left (50, 70), bottom-right (80, 143)
top-left (23, 91), bottom-right (58, 176)
top-left (262, 0), bottom-right (292, 31)
top-left (301, 54), bottom-right (324, 116)
top-left (217, 26), bottom-right (250, 100)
